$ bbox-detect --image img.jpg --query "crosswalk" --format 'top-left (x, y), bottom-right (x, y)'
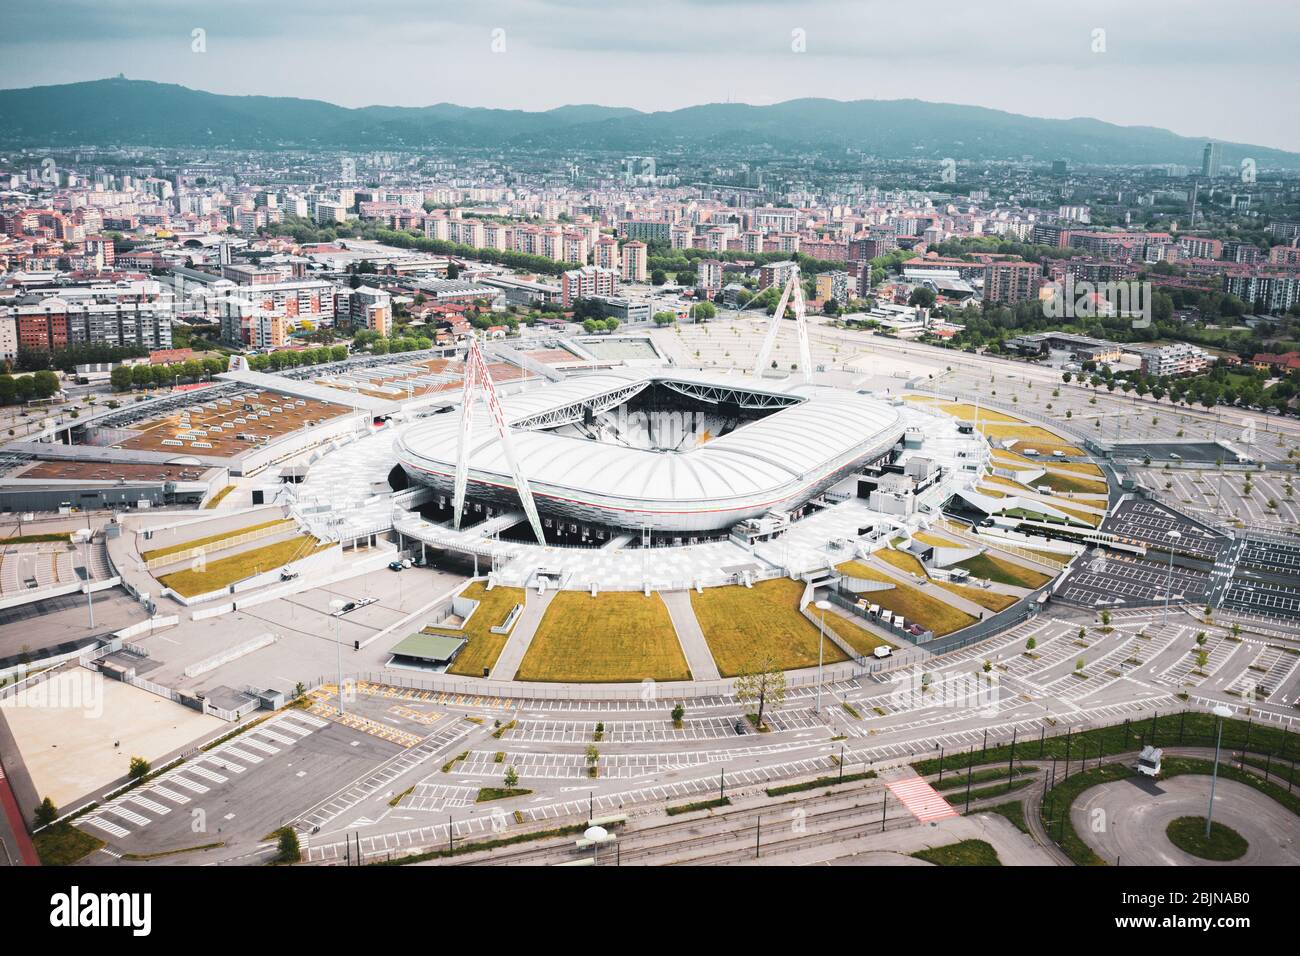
top-left (79, 710), bottom-right (324, 843)
top-left (885, 773), bottom-right (958, 823)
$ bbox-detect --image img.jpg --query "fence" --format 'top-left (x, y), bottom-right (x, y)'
top-left (142, 518), bottom-right (296, 571)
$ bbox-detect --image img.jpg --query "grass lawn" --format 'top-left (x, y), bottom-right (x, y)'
top-left (1049, 461), bottom-right (1105, 477)
top-left (204, 484), bottom-right (237, 509)
top-left (904, 397), bottom-right (1025, 424)
top-left (142, 517), bottom-right (292, 561)
top-left (0, 532), bottom-right (71, 544)
top-left (977, 801), bottom-right (1031, 835)
top-left (476, 787), bottom-right (533, 803)
top-left (1009, 438), bottom-right (1085, 457)
top-left (515, 591), bottom-right (691, 682)
top-left (913, 530), bottom-right (957, 549)
top-left (1035, 471), bottom-right (1109, 495)
top-left (953, 552), bottom-right (1052, 589)
top-left (876, 547), bottom-right (927, 577)
top-left (158, 536), bottom-right (331, 595)
top-left (836, 561), bottom-right (977, 636)
top-left (910, 839), bottom-right (1001, 866)
top-left (35, 823), bottom-right (104, 866)
top-left (933, 580), bottom-right (1017, 612)
top-left (690, 578), bottom-right (849, 677)
top-left (821, 610), bottom-right (894, 656)
top-left (1165, 816), bottom-right (1248, 861)
top-left (446, 581), bottom-right (529, 677)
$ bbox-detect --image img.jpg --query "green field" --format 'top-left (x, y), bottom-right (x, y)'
top-left (446, 581), bottom-right (529, 678)
top-left (515, 591), bottom-right (691, 682)
top-left (910, 839), bottom-right (1001, 866)
top-left (142, 517), bottom-right (292, 561)
top-left (837, 561), bottom-right (977, 637)
top-left (954, 552), bottom-right (1052, 589)
top-left (690, 578), bottom-right (849, 677)
top-left (158, 536), bottom-right (331, 595)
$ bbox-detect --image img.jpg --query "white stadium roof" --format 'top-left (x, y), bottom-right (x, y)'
top-left (394, 370), bottom-right (904, 530)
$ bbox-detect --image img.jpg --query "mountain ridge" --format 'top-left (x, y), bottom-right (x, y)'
top-left (1, 77), bottom-right (1295, 169)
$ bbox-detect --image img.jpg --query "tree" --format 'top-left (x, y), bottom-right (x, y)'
top-left (585, 744), bottom-right (600, 778)
top-left (651, 269), bottom-right (667, 286)
top-left (504, 765), bottom-right (519, 789)
top-left (110, 365), bottom-right (134, 392)
top-left (908, 286), bottom-right (937, 309)
top-left (1026, 636), bottom-right (1037, 652)
top-left (275, 826), bottom-right (301, 863)
top-left (653, 310), bottom-right (676, 326)
top-left (671, 703), bottom-right (685, 725)
top-left (734, 656), bottom-right (787, 729)
top-left (128, 756), bottom-right (150, 780)
top-left (445, 262), bottom-right (460, 280)
top-left (33, 796), bottom-right (58, 829)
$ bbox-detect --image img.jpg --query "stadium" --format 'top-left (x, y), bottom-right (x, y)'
top-left (393, 370), bottom-right (906, 536)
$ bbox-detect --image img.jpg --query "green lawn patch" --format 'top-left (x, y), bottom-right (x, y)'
top-left (1166, 816), bottom-right (1248, 861)
top-left (158, 535), bottom-right (331, 595)
top-left (766, 770), bottom-right (875, 797)
top-left (691, 578), bottom-right (849, 676)
top-left (35, 823), bottom-right (104, 866)
top-left (954, 552), bottom-right (1052, 589)
top-left (446, 581), bottom-right (529, 678)
top-left (666, 797), bottom-right (731, 816)
top-left (142, 517), bottom-right (292, 561)
top-left (516, 590), bottom-right (691, 682)
top-left (911, 839), bottom-right (1001, 866)
top-left (976, 801), bottom-right (1030, 835)
top-left (476, 787), bottom-right (533, 803)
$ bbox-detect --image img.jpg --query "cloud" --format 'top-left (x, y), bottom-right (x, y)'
top-left (0, 0), bottom-right (1294, 149)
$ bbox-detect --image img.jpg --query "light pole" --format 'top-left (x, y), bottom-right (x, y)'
top-left (1162, 529), bottom-right (1181, 626)
top-left (1206, 704), bottom-right (1233, 838)
top-left (330, 597), bottom-right (347, 714)
top-left (815, 599), bottom-right (832, 714)
top-left (76, 528), bottom-right (95, 629)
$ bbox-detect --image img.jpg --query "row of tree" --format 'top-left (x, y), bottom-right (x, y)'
top-left (110, 356), bottom-right (230, 391)
top-left (0, 371), bottom-right (60, 405)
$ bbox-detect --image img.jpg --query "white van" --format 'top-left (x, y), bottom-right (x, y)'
top-left (1135, 746), bottom-right (1163, 778)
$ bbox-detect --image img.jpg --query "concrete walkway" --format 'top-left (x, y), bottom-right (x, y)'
top-left (661, 589), bottom-right (721, 680)
top-left (865, 555), bottom-right (991, 620)
top-left (490, 587), bottom-right (556, 681)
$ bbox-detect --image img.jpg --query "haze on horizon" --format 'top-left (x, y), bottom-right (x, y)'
top-left (1, 0), bottom-right (1296, 152)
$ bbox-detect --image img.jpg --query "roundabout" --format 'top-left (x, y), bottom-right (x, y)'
top-left (1070, 774), bottom-right (1300, 866)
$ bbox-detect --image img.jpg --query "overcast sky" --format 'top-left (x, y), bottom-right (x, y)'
top-left (2, 0), bottom-right (1297, 151)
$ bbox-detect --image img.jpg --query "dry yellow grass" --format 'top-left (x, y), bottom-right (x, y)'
top-left (1008, 438), bottom-right (1085, 457)
top-left (1032, 470), bottom-right (1109, 495)
top-left (203, 485), bottom-right (236, 509)
top-left (142, 517), bottom-right (292, 561)
top-left (515, 591), bottom-right (690, 683)
top-left (876, 548), bottom-right (928, 578)
top-left (904, 397), bottom-right (1025, 424)
top-left (836, 561), bottom-right (977, 637)
top-left (159, 536), bottom-right (331, 595)
top-left (953, 552), bottom-right (1052, 589)
top-left (446, 581), bottom-right (529, 678)
top-left (690, 578), bottom-right (849, 677)
top-left (1048, 461), bottom-right (1105, 477)
top-left (933, 580), bottom-right (1017, 612)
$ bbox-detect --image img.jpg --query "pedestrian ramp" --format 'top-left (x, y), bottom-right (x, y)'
top-left (885, 772), bottom-right (958, 823)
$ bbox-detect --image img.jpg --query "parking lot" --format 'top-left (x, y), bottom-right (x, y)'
top-left (1100, 498), bottom-right (1229, 559)
top-left (78, 711), bottom-right (401, 861)
top-left (1058, 552), bottom-right (1211, 608)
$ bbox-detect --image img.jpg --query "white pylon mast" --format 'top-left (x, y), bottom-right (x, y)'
top-left (452, 335), bottom-right (547, 546)
top-left (752, 267), bottom-right (812, 384)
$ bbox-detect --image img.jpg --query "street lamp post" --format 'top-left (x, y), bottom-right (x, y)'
top-left (76, 528), bottom-right (95, 629)
top-left (1206, 704), bottom-right (1233, 839)
top-left (814, 599), bottom-right (832, 714)
top-left (1162, 529), bottom-right (1181, 626)
top-left (330, 598), bottom-right (347, 714)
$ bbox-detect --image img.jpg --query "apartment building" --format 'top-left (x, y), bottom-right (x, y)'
top-left (561, 265), bottom-right (618, 308)
top-left (983, 260), bottom-right (1043, 304)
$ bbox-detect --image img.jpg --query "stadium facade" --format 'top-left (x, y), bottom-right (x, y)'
top-left (393, 370), bottom-right (905, 534)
